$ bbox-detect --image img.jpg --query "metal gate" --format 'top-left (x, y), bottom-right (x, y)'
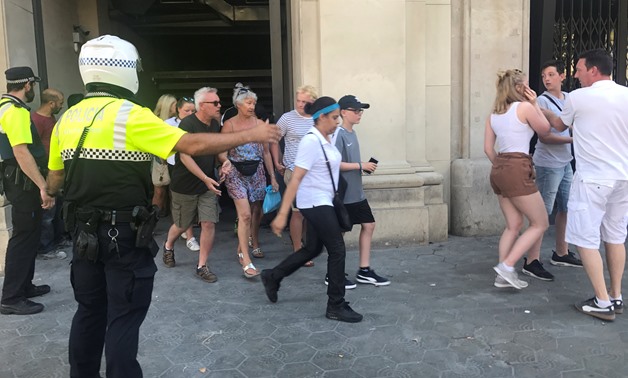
top-left (530, 0), bottom-right (628, 92)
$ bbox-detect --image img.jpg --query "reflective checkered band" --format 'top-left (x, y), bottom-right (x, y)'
top-left (6, 78), bottom-right (32, 84)
top-left (79, 57), bottom-right (137, 69)
top-left (61, 148), bottom-right (151, 162)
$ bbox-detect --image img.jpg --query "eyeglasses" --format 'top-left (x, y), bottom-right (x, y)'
top-left (345, 108), bottom-right (363, 115)
top-left (201, 101), bottom-right (221, 107)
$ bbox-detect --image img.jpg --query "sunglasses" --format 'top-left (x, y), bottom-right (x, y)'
top-left (201, 101), bottom-right (221, 107)
top-left (180, 96), bottom-right (194, 103)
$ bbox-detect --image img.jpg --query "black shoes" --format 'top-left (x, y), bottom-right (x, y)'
top-left (522, 258), bottom-right (554, 281)
top-left (326, 301), bottom-right (363, 323)
top-left (550, 250), bottom-right (583, 267)
top-left (575, 297), bottom-right (615, 321)
top-left (0, 299), bottom-right (44, 315)
top-left (612, 299), bottom-right (624, 315)
top-left (25, 284), bottom-right (51, 298)
top-left (261, 269), bottom-right (280, 303)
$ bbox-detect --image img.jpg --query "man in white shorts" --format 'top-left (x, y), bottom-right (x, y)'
top-left (545, 49), bottom-right (628, 321)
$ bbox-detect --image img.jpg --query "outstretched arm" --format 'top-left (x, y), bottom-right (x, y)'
top-left (175, 120), bottom-right (280, 156)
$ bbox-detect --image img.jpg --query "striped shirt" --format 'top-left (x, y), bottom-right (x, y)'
top-left (277, 109), bottom-right (313, 171)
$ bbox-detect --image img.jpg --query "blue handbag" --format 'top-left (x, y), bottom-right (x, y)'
top-left (263, 185), bottom-right (281, 214)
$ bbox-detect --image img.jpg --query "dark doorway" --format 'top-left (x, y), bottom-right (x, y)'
top-left (106, 0), bottom-right (292, 120)
top-left (529, 0), bottom-right (628, 92)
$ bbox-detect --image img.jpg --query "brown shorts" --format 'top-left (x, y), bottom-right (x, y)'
top-left (490, 152), bottom-right (538, 198)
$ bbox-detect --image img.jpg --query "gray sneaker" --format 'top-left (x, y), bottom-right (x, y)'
top-left (494, 275), bottom-right (512, 288)
top-left (493, 265), bottom-right (528, 289)
top-left (196, 265), bottom-right (217, 283)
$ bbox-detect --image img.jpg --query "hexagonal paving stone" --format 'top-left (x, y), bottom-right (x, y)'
top-left (351, 355), bottom-right (396, 377)
top-left (201, 349), bottom-right (247, 370)
top-left (312, 350), bottom-right (356, 371)
top-left (238, 355), bottom-right (283, 377)
top-left (272, 342), bottom-right (317, 363)
top-left (276, 362), bottom-right (324, 378)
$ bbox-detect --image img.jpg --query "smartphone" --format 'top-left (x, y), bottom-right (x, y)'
top-left (363, 157), bottom-right (378, 174)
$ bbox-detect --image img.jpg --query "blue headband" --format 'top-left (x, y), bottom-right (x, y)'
top-left (312, 103), bottom-right (339, 120)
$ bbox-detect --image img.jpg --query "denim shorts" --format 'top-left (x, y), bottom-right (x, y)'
top-left (535, 163), bottom-right (573, 214)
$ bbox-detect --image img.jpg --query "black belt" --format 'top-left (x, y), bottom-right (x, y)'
top-left (76, 209), bottom-right (134, 224)
top-left (99, 210), bottom-right (134, 223)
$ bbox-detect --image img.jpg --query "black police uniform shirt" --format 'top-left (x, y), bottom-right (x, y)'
top-left (169, 114), bottom-right (220, 195)
top-left (48, 97), bottom-right (185, 210)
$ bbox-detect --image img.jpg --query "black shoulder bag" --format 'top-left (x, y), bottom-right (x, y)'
top-left (311, 133), bottom-right (353, 232)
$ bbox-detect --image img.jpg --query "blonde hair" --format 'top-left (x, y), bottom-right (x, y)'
top-left (492, 69), bottom-right (527, 114)
top-left (153, 94), bottom-right (177, 120)
top-left (296, 85), bottom-right (319, 101)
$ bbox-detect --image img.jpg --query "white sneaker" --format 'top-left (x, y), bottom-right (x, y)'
top-left (493, 265), bottom-right (528, 289)
top-left (181, 232), bottom-right (188, 240)
top-left (38, 250), bottom-right (67, 260)
top-left (186, 237), bottom-right (200, 251)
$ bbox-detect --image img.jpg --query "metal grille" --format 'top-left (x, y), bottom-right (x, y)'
top-left (551, 0), bottom-right (627, 90)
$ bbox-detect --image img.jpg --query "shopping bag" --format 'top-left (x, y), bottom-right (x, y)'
top-left (263, 185), bottom-right (281, 214)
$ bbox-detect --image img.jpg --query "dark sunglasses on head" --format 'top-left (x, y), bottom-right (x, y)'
top-left (180, 97), bottom-right (194, 103)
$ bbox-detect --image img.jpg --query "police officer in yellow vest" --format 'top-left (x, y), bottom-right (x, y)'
top-left (45, 35), bottom-right (280, 378)
top-left (0, 66), bottom-right (55, 316)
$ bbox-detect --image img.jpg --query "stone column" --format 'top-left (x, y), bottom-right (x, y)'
top-left (450, 0), bottom-right (530, 236)
top-left (291, 0), bottom-right (449, 245)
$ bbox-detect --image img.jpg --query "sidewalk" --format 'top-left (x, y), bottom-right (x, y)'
top-left (0, 208), bottom-right (626, 377)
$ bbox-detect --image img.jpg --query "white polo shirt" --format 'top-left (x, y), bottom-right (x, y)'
top-left (560, 80), bottom-right (628, 180)
top-left (294, 127), bottom-right (341, 208)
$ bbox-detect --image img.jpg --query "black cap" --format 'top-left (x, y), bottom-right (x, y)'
top-left (338, 95), bottom-right (370, 110)
top-left (5, 66), bottom-right (41, 84)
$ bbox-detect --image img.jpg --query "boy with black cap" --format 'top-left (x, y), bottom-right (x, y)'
top-left (329, 95), bottom-right (390, 286)
top-left (0, 66), bottom-right (55, 315)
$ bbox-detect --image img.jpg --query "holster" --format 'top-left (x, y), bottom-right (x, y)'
top-left (75, 210), bottom-right (101, 262)
top-left (132, 205), bottom-right (160, 256)
top-left (62, 201), bottom-right (77, 232)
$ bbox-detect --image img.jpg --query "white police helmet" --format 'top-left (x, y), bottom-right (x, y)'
top-left (78, 35), bottom-right (142, 94)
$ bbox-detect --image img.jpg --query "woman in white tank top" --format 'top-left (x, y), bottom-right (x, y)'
top-left (483, 69), bottom-right (551, 290)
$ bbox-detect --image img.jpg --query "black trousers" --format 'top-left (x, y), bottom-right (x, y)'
top-left (69, 222), bottom-right (156, 378)
top-left (1, 178), bottom-right (42, 305)
top-left (269, 205), bottom-right (346, 306)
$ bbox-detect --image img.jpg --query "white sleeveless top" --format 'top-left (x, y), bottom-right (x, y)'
top-left (490, 102), bottom-right (534, 154)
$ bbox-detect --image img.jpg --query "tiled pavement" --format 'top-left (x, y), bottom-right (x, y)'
top-left (1, 208), bottom-right (627, 377)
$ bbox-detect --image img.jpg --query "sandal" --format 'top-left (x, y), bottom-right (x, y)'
top-left (251, 247), bottom-right (264, 258)
top-left (304, 260), bottom-right (314, 267)
top-left (248, 236), bottom-right (253, 248)
top-left (238, 253), bottom-right (259, 278)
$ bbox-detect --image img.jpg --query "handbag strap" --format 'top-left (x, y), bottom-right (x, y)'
top-left (541, 93), bottom-right (562, 112)
top-left (308, 132), bottom-right (338, 194)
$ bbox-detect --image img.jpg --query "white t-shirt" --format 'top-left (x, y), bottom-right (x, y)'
top-left (164, 116), bottom-right (180, 165)
top-left (277, 109), bottom-right (314, 171)
top-left (490, 102), bottom-right (534, 153)
top-left (534, 91), bottom-right (572, 168)
top-left (294, 127), bottom-right (341, 208)
top-left (560, 80), bottom-right (628, 180)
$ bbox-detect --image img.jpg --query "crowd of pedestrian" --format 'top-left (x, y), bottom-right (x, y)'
top-left (0, 31), bottom-right (626, 378)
